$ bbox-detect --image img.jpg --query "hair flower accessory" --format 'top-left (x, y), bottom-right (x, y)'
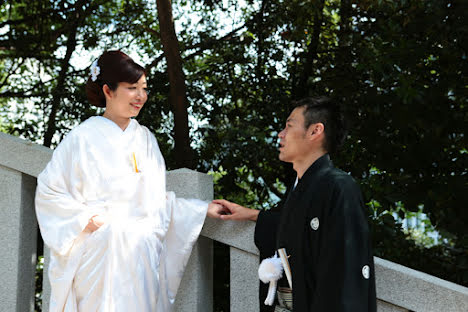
top-left (90, 60), bottom-right (100, 81)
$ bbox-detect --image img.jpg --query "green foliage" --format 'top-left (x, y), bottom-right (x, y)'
top-left (35, 256), bottom-right (44, 312)
top-left (2, 0), bottom-right (467, 290)
top-left (0, 0), bottom-right (158, 145)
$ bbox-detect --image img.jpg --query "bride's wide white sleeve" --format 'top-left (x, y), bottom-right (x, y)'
top-left (144, 128), bottom-right (209, 310)
top-left (157, 192), bottom-right (208, 310)
top-left (35, 131), bottom-right (103, 256)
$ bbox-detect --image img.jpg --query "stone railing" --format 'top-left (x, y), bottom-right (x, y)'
top-left (1, 131), bottom-right (467, 312)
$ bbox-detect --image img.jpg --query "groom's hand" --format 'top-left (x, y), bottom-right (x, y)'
top-left (207, 202), bottom-right (229, 219)
top-left (211, 199), bottom-right (259, 221)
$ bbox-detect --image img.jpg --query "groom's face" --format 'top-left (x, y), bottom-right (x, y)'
top-left (278, 106), bottom-right (310, 163)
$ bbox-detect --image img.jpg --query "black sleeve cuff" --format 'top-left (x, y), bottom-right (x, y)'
top-left (254, 210), bottom-right (280, 259)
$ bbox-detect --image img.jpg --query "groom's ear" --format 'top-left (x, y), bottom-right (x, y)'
top-left (307, 123), bottom-right (324, 139)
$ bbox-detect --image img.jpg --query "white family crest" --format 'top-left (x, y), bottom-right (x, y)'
top-left (362, 265), bottom-right (370, 279)
top-left (310, 217), bottom-right (319, 230)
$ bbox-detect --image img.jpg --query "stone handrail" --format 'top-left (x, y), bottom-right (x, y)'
top-left (1, 131), bottom-right (467, 312)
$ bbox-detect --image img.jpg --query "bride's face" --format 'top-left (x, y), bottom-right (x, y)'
top-left (105, 75), bottom-right (148, 119)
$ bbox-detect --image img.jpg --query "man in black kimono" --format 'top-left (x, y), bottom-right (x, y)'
top-left (214, 97), bottom-right (377, 311)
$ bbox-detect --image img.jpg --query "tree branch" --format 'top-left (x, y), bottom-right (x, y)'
top-left (0, 91), bottom-right (48, 98)
top-left (0, 58), bottom-right (26, 90)
top-left (255, 0), bottom-right (269, 82)
top-left (145, 23), bottom-right (247, 72)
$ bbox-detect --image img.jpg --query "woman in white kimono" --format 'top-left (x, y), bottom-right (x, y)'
top-left (35, 51), bottom-right (224, 312)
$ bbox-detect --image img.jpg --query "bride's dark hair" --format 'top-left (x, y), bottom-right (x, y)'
top-left (85, 51), bottom-right (146, 107)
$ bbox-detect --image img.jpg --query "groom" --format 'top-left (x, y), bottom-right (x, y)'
top-left (214, 97), bottom-right (377, 311)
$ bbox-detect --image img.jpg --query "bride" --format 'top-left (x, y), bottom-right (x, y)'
top-left (35, 50), bottom-right (224, 312)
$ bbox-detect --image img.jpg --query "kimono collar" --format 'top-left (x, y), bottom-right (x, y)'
top-left (276, 153), bottom-right (333, 250)
top-left (88, 116), bottom-right (138, 148)
top-left (94, 116), bottom-right (137, 133)
top-left (295, 154), bottom-right (332, 191)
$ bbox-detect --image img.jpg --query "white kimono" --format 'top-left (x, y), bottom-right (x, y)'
top-left (35, 116), bottom-right (208, 312)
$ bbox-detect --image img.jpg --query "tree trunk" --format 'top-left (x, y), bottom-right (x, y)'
top-left (156, 0), bottom-right (193, 169)
top-left (42, 31), bottom-right (78, 147)
top-left (43, 0), bottom-right (88, 147)
top-left (293, 0), bottom-right (325, 99)
top-left (336, 0), bottom-right (354, 99)
top-left (255, 0), bottom-right (268, 82)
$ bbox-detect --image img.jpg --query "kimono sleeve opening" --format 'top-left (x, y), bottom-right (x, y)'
top-left (35, 132), bottom-right (105, 256)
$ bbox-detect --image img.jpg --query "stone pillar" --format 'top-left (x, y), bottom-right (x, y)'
top-left (42, 246), bottom-right (51, 312)
top-left (230, 247), bottom-right (259, 312)
top-left (377, 300), bottom-right (409, 312)
top-left (0, 166), bottom-right (37, 312)
top-left (167, 168), bottom-right (214, 312)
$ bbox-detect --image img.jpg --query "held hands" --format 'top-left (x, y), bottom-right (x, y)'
top-left (207, 202), bottom-right (231, 219)
top-left (85, 202), bottom-right (256, 228)
top-left (210, 199), bottom-right (259, 221)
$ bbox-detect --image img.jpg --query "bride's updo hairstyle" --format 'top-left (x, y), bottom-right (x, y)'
top-left (86, 50), bottom-right (146, 107)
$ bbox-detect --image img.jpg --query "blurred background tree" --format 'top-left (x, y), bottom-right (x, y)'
top-left (1, 0), bottom-right (467, 310)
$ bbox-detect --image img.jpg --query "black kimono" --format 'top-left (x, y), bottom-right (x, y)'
top-left (255, 154), bottom-right (377, 312)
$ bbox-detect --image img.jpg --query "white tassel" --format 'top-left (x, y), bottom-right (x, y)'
top-left (258, 254), bottom-right (283, 306)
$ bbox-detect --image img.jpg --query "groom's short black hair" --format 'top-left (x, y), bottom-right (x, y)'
top-left (293, 96), bottom-right (348, 155)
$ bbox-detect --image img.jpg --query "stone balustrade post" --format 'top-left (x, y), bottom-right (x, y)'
top-left (230, 247), bottom-right (259, 312)
top-left (167, 168), bottom-right (214, 312)
top-left (0, 166), bottom-right (37, 312)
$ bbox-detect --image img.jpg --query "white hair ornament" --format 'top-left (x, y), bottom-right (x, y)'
top-left (90, 60), bottom-right (100, 81)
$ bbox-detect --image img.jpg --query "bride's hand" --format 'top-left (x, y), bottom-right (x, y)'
top-left (84, 215), bottom-right (106, 232)
top-left (207, 202), bottom-right (230, 219)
